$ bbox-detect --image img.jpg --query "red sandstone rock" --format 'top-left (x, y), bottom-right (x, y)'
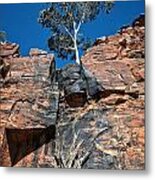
top-left (29, 48), bottom-right (48, 57)
top-left (0, 42), bottom-right (20, 58)
top-left (82, 14), bottom-right (145, 169)
top-left (0, 14), bottom-right (145, 169)
top-left (0, 52), bottom-right (58, 167)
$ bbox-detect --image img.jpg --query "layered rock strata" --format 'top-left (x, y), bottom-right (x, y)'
top-left (0, 14), bottom-right (145, 169)
top-left (0, 52), bottom-right (58, 166)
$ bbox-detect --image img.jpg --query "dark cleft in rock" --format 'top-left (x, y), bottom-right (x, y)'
top-left (64, 78), bottom-right (87, 107)
top-left (65, 91), bottom-right (87, 107)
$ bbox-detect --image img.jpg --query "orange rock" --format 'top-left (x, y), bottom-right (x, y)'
top-left (126, 118), bottom-right (144, 127)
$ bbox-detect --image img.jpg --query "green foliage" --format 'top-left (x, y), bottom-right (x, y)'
top-left (38, 1), bottom-right (114, 63)
top-left (103, 1), bottom-right (114, 14)
top-left (0, 31), bottom-right (6, 42)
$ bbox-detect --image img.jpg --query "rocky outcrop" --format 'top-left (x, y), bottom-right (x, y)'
top-left (82, 15), bottom-right (144, 94)
top-left (0, 42), bottom-right (20, 58)
top-left (55, 13), bottom-right (145, 169)
top-left (81, 14), bottom-right (145, 169)
top-left (29, 48), bottom-right (48, 57)
top-left (0, 14), bottom-right (145, 169)
top-left (132, 14), bottom-right (145, 27)
top-left (0, 50), bottom-right (58, 166)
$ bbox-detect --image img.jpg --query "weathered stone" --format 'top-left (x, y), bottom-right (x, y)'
top-left (65, 79), bottom-right (86, 93)
top-left (0, 53), bottom-right (58, 166)
top-left (128, 49), bottom-right (145, 58)
top-left (0, 58), bottom-right (11, 80)
top-left (75, 109), bottom-right (109, 133)
top-left (0, 42), bottom-right (20, 58)
top-left (119, 38), bottom-right (127, 48)
top-left (65, 91), bottom-right (87, 107)
top-left (86, 76), bottom-right (104, 99)
top-left (0, 14), bottom-right (145, 169)
top-left (83, 150), bottom-right (117, 169)
top-left (81, 15), bottom-right (145, 170)
top-left (58, 64), bottom-right (104, 107)
top-left (132, 14), bottom-right (145, 27)
top-left (93, 36), bottom-right (109, 46)
top-left (56, 107), bottom-right (116, 169)
top-left (29, 48), bottom-right (48, 57)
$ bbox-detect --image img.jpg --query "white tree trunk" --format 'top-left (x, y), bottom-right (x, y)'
top-left (73, 21), bottom-right (81, 65)
top-left (74, 39), bottom-right (80, 65)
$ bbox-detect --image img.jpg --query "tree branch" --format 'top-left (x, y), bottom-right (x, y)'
top-left (76, 22), bottom-right (81, 34)
top-left (62, 25), bottom-right (74, 41)
top-left (73, 21), bottom-right (77, 35)
top-left (59, 46), bottom-right (75, 51)
top-left (76, 12), bottom-right (85, 34)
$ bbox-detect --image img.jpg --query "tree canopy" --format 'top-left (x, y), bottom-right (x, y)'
top-left (38, 1), bottom-right (114, 65)
top-left (0, 31), bottom-right (6, 42)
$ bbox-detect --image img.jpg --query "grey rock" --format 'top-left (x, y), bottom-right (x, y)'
top-left (56, 108), bottom-right (118, 169)
top-left (83, 150), bottom-right (117, 169)
top-left (58, 64), bottom-right (104, 107)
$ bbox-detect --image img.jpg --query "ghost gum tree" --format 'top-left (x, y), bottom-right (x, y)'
top-left (38, 1), bottom-right (114, 66)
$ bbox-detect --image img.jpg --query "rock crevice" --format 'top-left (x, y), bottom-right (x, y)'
top-left (0, 14), bottom-right (145, 169)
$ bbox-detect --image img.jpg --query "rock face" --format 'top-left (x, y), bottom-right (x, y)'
top-left (58, 64), bottom-right (103, 107)
top-left (0, 42), bottom-right (20, 58)
top-left (0, 58), bottom-right (11, 80)
top-left (0, 15), bottom-right (145, 169)
top-left (55, 107), bottom-right (117, 169)
top-left (81, 14), bottom-right (145, 169)
top-left (0, 50), bottom-right (58, 166)
top-left (29, 48), bottom-right (48, 57)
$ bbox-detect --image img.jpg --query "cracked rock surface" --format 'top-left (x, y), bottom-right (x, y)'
top-left (0, 15), bottom-right (145, 169)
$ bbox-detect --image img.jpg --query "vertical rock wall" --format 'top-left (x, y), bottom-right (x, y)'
top-left (0, 48), bottom-right (59, 167)
top-left (0, 15), bottom-right (145, 169)
top-left (81, 14), bottom-right (145, 169)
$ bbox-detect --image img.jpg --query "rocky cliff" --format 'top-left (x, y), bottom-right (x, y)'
top-left (0, 15), bottom-right (145, 169)
top-left (81, 14), bottom-right (145, 169)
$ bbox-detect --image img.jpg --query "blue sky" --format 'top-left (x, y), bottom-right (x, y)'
top-left (0, 1), bottom-right (144, 67)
